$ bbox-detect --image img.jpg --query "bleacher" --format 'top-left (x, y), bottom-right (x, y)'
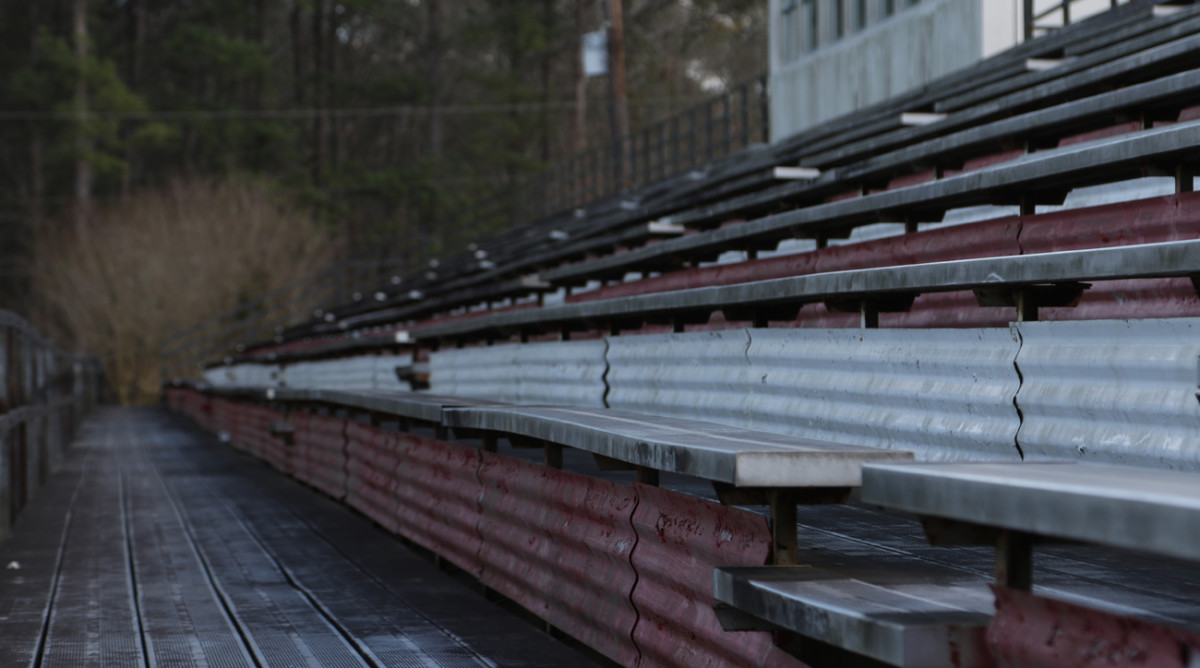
top-left (166, 3), bottom-right (1200, 666)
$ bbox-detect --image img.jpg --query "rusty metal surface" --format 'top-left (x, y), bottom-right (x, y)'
top-left (291, 413), bottom-right (348, 500)
top-left (477, 452), bottom-right (640, 666)
top-left (414, 239), bottom-right (1200, 342)
top-left (387, 431), bottom-right (486, 577)
top-left (987, 586), bottom-right (1200, 668)
top-left (1020, 191), bottom-right (1200, 322)
top-left (630, 483), bottom-right (806, 668)
top-left (343, 422), bottom-right (402, 533)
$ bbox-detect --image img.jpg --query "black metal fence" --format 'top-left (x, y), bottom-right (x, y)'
top-left (1, 311), bottom-right (101, 538)
top-left (1024, 0), bottom-right (1124, 38)
top-left (531, 75), bottom-right (770, 218)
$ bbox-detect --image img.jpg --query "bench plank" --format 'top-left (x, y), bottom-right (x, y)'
top-left (442, 405), bottom-right (912, 486)
top-left (861, 462), bottom-right (1200, 562)
top-left (714, 563), bottom-right (993, 667)
top-left (266, 388), bottom-right (494, 424)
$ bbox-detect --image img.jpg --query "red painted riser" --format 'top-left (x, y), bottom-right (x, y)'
top-left (987, 586), bottom-right (1200, 668)
top-left (567, 194), bottom-right (1200, 327)
top-left (630, 484), bottom-right (807, 668)
top-left (384, 430), bottom-right (485, 577)
top-left (477, 453), bottom-right (640, 667)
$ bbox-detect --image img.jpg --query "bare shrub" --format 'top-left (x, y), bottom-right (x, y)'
top-left (32, 176), bottom-right (336, 404)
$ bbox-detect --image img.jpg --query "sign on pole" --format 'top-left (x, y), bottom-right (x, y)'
top-left (582, 29), bottom-right (608, 77)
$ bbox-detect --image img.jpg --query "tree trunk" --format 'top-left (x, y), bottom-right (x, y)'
top-left (290, 2), bottom-right (304, 106)
top-left (328, 7), bottom-right (340, 169)
top-left (253, 0), bottom-right (266, 170)
top-left (540, 0), bottom-right (553, 163)
top-left (606, 0), bottom-right (630, 186)
top-left (131, 0), bottom-right (146, 83)
top-left (573, 0), bottom-right (588, 154)
top-left (427, 0), bottom-right (443, 162)
top-left (73, 0), bottom-right (92, 237)
top-left (123, 0), bottom-right (147, 197)
top-left (311, 0), bottom-right (325, 186)
top-left (29, 3), bottom-right (44, 228)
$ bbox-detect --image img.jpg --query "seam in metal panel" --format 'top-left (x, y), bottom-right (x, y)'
top-left (1011, 325), bottom-right (1026, 461)
top-left (623, 485), bottom-right (644, 667)
top-left (602, 338), bottom-right (611, 410)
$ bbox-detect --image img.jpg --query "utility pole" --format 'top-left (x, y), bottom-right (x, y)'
top-left (73, 0), bottom-right (92, 237)
top-left (428, 0), bottom-right (443, 162)
top-left (606, 0), bottom-right (630, 186)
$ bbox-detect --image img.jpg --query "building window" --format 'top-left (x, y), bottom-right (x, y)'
top-left (802, 0), bottom-right (819, 52)
top-left (779, 0), bottom-right (925, 62)
top-left (781, 0), bottom-right (800, 62)
top-left (853, 0), bottom-right (868, 31)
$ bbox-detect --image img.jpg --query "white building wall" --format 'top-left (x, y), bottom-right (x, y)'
top-left (769, 0), bottom-right (1127, 142)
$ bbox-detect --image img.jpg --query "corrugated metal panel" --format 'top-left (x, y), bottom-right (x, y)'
top-left (748, 328), bottom-right (1023, 461)
top-left (630, 483), bottom-right (804, 668)
top-left (476, 452), bottom-right (639, 667)
top-left (1014, 318), bottom-right (1200, 469)
top-left (290, 413), bottom-right (347, 499)
top-left (388, 432), bottom-right (484, 577)
top-left (282, 355), bottom-right (413, 391)
top-left (1018, 193), bottom-right (1200, 323)
top-left (344, 422), bottom-right (401, 533)
top-left (606, 329), bottom-right (1021, 461)
top-left (430, 345), bottom-right (519, 401)
top-left (986, 586), bottom-right (1200, 668)
top-left (430, 340), bottom-right (606, 407)
top-left (202, 363), bottom-right (279, 388)
top-left (606, 330), bottom-right (755, 427)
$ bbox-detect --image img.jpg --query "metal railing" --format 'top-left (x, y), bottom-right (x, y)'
top-left (1024, 0), bottom-right (1125, 39)
top-left (0, 310), bottom-right (101, 538)
top-left (530, 75), bottom-right (770, 219)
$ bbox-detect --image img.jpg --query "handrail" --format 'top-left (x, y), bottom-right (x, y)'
top-left (1025, 0), bottom-right (1124, 39)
